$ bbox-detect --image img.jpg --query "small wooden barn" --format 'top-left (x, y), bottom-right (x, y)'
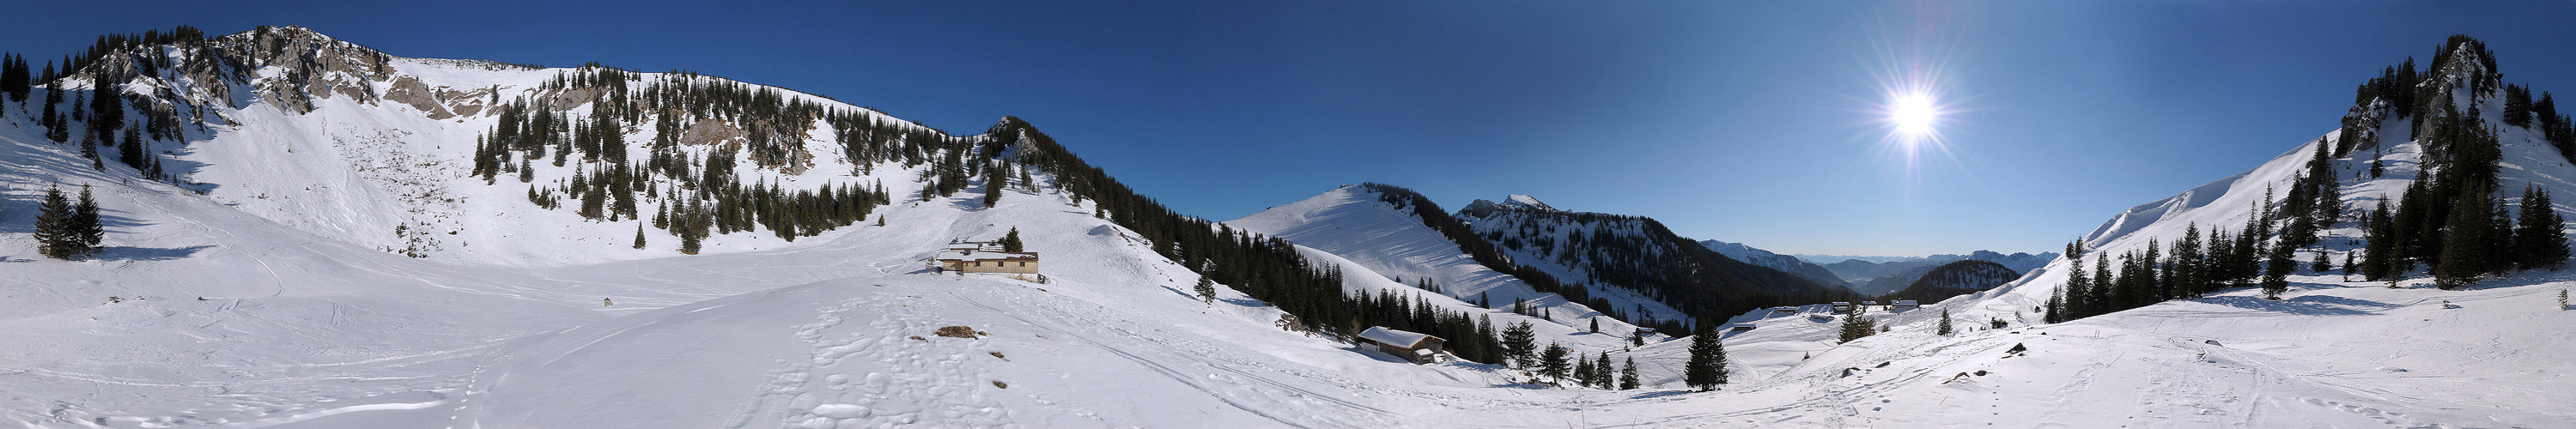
top-left (933, 249), bottom-right (1041, 275)
top-left (1358, 326), bottom-right (1446, 364)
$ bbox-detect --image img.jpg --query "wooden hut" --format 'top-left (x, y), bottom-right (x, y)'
top-left (1358, 326), bottom-right (1447, 364)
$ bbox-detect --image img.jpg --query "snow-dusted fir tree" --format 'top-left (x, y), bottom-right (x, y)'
top-left (1684, 326), bottom-right (1726, 391)
top-left (1838, 308), bottom-right (1875, 343)
top-left (1539, 343), bottom-right (1569, 386)
top-left (1937, 309), bottom-right (1953, 335)
top-left (1619, 357), bottom-right (1639, 390)
top-left (1502, 322), bottom-right (1535, 368)
top-left (1194, 277), bottom-right (1216, 305)
top-left (33, 185), bottom-right (78, 260)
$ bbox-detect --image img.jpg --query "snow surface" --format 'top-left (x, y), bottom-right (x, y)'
top-left (3, 27), bottom-right (2572, 429)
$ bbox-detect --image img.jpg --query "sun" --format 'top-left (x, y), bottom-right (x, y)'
top-left (1887, 90), bottom-right (1940, 140)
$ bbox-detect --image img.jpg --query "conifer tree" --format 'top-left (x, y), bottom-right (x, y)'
top-left (33, 185), bottom-right (77, 259)
top-left (1194, 276), bottom-right (1216, 305)
top-left (1592, 353), bottom-right (1613, 389)
top-left (1502, 322), bottom-right (1535, 368)
top-left (1938, 308), bottom-right (1954, 334)
top-left (2435, 185), bottom-right (2499, 289)
top-left (1589, 317), bottom-right (1600, 333)
top-left (1539, 343), bottom-right (1570, 386)
top-left (73, 185), bottom-right (102, 258)
top-left (1574, 353), bottom-right (1595, 388)
top-left (82, 136), bottom-right (101, 171)
top-left (1002, 227), bottom-right (1024, 252)
top-left (632, 223), bottom-right (647, 249)
top-left (90, 70), bottom-right (121, 143)
top-left (1619, 356), bottom-right (1640, 390)
top-left (2172, 224), bottom-right (2206, 297)
top-left (981, 160), bottom-right (1009, 208)
top-left (2517, 185), bottom-right (2569, 270)
top-left (2263, 242), bottom-right (2293, 299)
top-left (1684, 324), bottom-right (1726, 391)
top-left (2343, 251), bottom-right (2358, 277)
top-left (118, 127), bottom-right (142, 167)
top-left (1838, 308), bottom-right (1874, 343)
top-left (2363, 202), bottom-right (2401, 280)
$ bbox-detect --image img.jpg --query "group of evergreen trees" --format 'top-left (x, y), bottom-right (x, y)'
top-left (1566, 347), bottom-right (1628, 390)
top-left (2048, 35), bottom-right (2576, 323)
top-left (32, 185), bottom-right (106, 260)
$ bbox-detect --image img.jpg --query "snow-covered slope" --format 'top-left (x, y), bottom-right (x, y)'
top-left (1226, 184), bottom-right (1660, 334)
top-left (1700, 239), bottom-right (1854, 288)
top-left (38, 26), bottom-right (940, 268)
top-left (8, 27), bottom-right (2573, 429)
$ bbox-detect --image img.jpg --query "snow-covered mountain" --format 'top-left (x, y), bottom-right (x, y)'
top-left (1443, 191), bottom-right (1850, 326)
top-left (4, 26), bottom-right (2572, 429)
top-left (1228, 184), bottom-right (1673, 332)
top-left (1698, 239), bottom-right (1854, 288)
top-left (0, 26), bottom-right (1673, 427)
top-left (1830, 250), bottom-right (2057, 296)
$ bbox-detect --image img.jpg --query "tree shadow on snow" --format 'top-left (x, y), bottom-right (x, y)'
top-left (1627, 390), bottom-right (1697, 400)
top-left (88, 245), bottom-right (214, 262)
top-left (2196, 294), bottom-right (2394, 316)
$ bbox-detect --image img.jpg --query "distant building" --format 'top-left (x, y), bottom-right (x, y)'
top-left (933, 249), bottom-right (1040, 275)
top-left (1892, 300), bottom-right (1920, 308)
top-left (1357, 326), bottom-right (1447, 364)
top-left (933, 239), bottom-right (1038, 277)
top-left (1728, 325), bottom-right (1756, 333)
top-left (1831, 302), bottom-right (1853, 314)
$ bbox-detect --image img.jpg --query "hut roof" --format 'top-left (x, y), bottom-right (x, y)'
top-left (1358, 326), bottom-right (1442, 348)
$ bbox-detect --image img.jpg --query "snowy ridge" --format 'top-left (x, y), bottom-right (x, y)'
top-left (1449, 194), bottom-right (1847, 326)
top-left (1226, 184), bottom-right (1656, 335)
top-left (1699, 239), bottom-right (1854, 288)
top-left (48, 26), bottom-right (939, 267)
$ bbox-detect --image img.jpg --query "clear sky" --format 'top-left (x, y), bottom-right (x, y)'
top-left (6, 1), bottom-right (2574, 257)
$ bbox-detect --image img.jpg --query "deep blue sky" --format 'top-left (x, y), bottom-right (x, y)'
top-left (8, 1), bottom-right (2575, 257)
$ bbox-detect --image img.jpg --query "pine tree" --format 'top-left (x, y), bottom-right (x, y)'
top-left (1592, 353), bottom-right (1613, 389)
top-left (981, 160), bottom-right (1009, 208)
top-left (1838, 308), bottom-right (1875, 343)
top-left (2435, 184), bottom-right (2499, 289)
top-left (72, 185), bottom-right (102, 258)
top-left (1574, 353), bottom-right (1595, 388)
top-left (2312, 251), bottom-right (2332, 274)
top-left (33, 185), bottom-right (77, 259)
top-left (2364, 202), bottom-right (2400, 280)
top-left (631, 223), bottom-right (647, 249)
top-left (1684, 324), bottom-right (1727, 391)
top-left (118, 126), bottom-right (143, 167)
top-left (1588, 317), bottom-right (1600, 333)
top-left (1194, 276), bottom-right (1216, 305)
top-left (1619, 356), bottom-right (1640, 390)
top-left (1002, 227), bottom-right (1024, 252)
top-left (2517, 185), bottom-right (2569, 270)
top-left (1937, 308), bottom-right (1954, 335)
top-left (2342, 251), bottom-right (2358, 277)
top-left (1502, 322), bottom-right (1535, 368)
top-left (2263, 241), bottom-right (2293, 299)
top-left (82, 135), bottom-right (101, 171)
top-left (2172, 224), bottom-right (2205, 297)
top-left (1539, 343), bottom-right (1570, 386)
